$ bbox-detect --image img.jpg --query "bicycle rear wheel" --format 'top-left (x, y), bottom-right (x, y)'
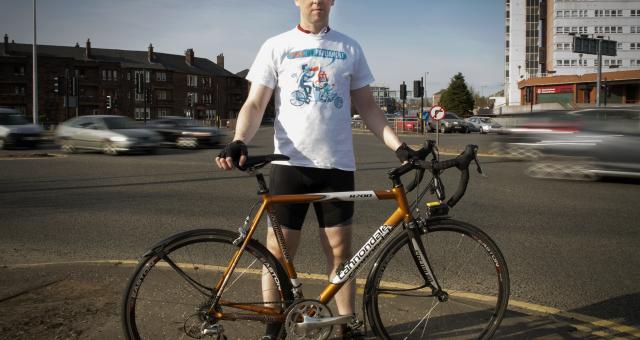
top-left (365, 219), bottom-right (509, 340)
top-left (122, 229), bottom-right (293, 339)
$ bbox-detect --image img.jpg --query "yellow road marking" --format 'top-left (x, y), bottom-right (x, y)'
top-left (4, 259), bottom-right (638, 338)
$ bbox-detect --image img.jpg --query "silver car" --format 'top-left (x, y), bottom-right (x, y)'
top-left (0, 108), bottom-right (44, 149)
top-left (466, 116), bottom-right (503, 134)
top-left (55, 115), bottom-right (162, 155)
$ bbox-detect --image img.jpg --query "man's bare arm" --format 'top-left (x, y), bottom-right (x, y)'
top-left (351, 85), bottom-right (403, 152)
top-left (215, 83), bottom-right (273, 170)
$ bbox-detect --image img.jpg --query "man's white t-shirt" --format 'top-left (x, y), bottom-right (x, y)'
top-left (246, 27), bottom-right (374, 171)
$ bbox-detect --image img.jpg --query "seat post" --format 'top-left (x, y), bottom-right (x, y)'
top-left (255, 172), bottom-right (269, 194)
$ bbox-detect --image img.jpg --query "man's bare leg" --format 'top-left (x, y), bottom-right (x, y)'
top-left (319, 223), bottom-right (354, 316)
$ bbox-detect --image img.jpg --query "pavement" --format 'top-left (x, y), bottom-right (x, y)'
top-left (0, 261), bottom-right (626, 340)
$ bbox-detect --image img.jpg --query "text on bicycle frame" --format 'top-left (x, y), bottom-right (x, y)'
top-left (332, 225), bottom-right (392, 284)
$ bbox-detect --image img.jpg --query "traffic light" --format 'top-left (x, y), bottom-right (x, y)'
top-left (53, 77), bottom-right (60, 94)
top-left (400, 82), bottom-right (407, 100)
top-left (187, 93), bottom-right (192, 107)
top-left (413, 80), bottom-right (423, 98)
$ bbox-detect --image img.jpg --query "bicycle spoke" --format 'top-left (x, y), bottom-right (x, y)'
top-left (227, 257), bottom-right (258, 291)
top-left (405, 300), bottom-right (439, 340)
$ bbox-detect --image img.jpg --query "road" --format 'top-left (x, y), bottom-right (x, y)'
top-left (1, 128), bottom-right (639, 337)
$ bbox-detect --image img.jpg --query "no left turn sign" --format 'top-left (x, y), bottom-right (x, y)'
top-left (430, 106), bottom-right (446, 120)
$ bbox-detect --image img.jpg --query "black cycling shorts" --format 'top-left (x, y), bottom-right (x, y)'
top-left (268, 164), bottom-right (354, 230)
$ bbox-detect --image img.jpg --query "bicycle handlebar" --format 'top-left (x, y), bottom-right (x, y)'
top-left (390, 142), bottom-right (482, 208)
top-left (415, 144), bottom-right (479, 207)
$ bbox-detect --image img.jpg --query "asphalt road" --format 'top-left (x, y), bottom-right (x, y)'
top-left (1, 128), bottom-right (639, 336)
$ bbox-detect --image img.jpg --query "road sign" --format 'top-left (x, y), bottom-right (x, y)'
top-left (430, 106), bottom-right (446, 120)
top-left (573, 36), bottom-right (617, 56)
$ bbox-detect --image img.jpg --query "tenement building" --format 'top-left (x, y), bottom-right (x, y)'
top-left (504, 0), bottom-right (640, 106)
top-left (0, 34), bottom-right (247, 125)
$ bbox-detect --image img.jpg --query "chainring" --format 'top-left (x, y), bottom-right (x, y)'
top-left (284, 299), bottom-right (333, 340)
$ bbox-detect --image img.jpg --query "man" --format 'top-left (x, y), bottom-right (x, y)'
top-left (216, 0), bottom-right (416, 338)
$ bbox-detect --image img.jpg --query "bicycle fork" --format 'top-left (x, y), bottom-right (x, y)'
top-left (406, 218), bottom-right (448, 302)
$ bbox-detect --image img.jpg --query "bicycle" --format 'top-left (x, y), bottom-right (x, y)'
top-left (122, 140), bottom-right (510, 339)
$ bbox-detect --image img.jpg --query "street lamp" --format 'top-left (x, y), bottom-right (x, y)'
top-left (32, 0), bottom-right (38, 124)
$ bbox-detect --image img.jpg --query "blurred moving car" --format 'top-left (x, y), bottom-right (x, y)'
top-left (0, 108), bottom-right (43, 149)
top-left (55, 115), bottom-right (162, 155)
top-left (498, 109), bottom-right (640, 180)
top-left (428, 112), bottom-right (470, 133)
top-left (466, 116), bottom-right (503, 134)
top-left (147, 116), bottom-right (225, 148)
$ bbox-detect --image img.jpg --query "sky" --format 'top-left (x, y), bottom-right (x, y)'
top-left (0, 0), bottom-right (505, 97)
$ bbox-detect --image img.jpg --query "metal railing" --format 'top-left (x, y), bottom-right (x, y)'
top-left (352, 117), bottom-right (424, 134)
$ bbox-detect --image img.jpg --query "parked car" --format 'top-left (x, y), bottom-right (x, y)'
top-left (0, 108), bottom-right (44, 149)
top-left (466, 116), bottom-right (503, 134)
top-left (55, 115), bottom-right (162, 155)
top-left (428, 112), bottom-right (470, 133)
top-left (147, 116), bottom-right (225, 148)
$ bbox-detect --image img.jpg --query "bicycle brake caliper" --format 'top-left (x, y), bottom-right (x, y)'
top-left (232, 215), bottom-right (250, 246)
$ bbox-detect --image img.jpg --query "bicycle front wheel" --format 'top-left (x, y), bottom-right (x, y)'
top-left (366, 219), bottom-right (509, 339)
top-left (122, 229), bottom-right (293, 340)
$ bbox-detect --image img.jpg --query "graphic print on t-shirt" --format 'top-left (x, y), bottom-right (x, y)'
top-left (287, 48), bottom-right (345, 109)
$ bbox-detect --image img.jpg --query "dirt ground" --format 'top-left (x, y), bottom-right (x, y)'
top-left (0, 263), bottom-right (126, 340)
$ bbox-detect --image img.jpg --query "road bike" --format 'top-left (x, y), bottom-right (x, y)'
top-left (122, 140), bottom-right (510, 339)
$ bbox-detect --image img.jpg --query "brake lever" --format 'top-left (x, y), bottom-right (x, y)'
top-left (473, 150), bottom-right (488, 177)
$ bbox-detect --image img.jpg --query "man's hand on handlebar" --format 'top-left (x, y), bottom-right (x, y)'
top-left (216, 140), bottom-right (248, 171)
top-left (395, 142), bottom-right (420, 164)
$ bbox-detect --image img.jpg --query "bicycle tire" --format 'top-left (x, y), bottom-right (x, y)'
top-left (122, 229), bottom-right (294, 340)
top-left (365, 219), bottom-right (509, 340)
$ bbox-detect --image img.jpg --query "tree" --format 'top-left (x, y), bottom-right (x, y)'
top-left (440, 73), bottom-right (475, 117)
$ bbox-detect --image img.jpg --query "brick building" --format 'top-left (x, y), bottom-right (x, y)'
top-left (0, 34), bottom-right (247, 125)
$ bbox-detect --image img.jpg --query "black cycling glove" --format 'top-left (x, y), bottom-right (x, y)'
top-left (218, 140), bottom-right (248, 167)
top-left (395, 142), bottom-right (419, 163)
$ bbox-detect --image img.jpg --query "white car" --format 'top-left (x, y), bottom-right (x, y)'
top-left (0, 108), bottom-right (44, 149)
top-left (466, 116), bottom-right (503, 134)
top-left (55, 115), bottom-right (162, 155)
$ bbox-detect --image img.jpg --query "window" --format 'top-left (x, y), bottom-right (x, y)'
top-left (571, 59), bottom-right (577, 66)
top-left (13, 65), bottom-right (25, 76)
top-left (102, 70), bottom-right (107, 81)
top-left (632, 43), bottom-right (639, 50)
top-left (157, 108), bottom-right (169, 117)
top-left (113, 70), bottom-right (118, 80)
top-left (156, 72), bottom-right (166, 81)
top-left (187, 74), bottom-right (198, 87)
top-left (557, 10), bottom-right (563, 17)
top-left (631, 60), bottom-right (640, 66)
top-left (618, 42), bottom-right (623, 50)
top-left (632, 10), bottom-right (640, 17)
top-left (156, 90), bottom-right (168, 101)
top-left (15, 85), bottom-right (26, 95)
top-left (632, 26), bottom-right (640, 34)
top-left (134, 107), bottom-right (150, 120)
